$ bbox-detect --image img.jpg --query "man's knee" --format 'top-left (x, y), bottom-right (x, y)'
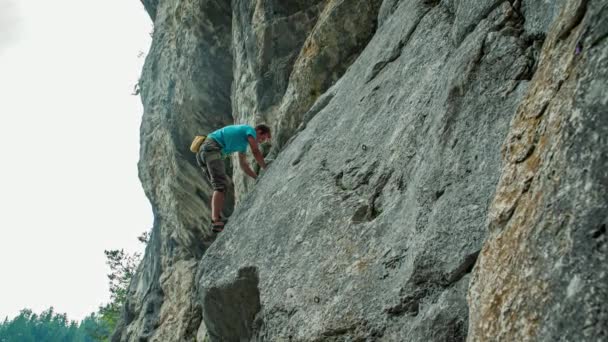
top-left (206, 157), bottom-right (228, 192)
top-left (210, 175), bottom-right (228, 193)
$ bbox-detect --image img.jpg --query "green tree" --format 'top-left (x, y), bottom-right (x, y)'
top-left (0, 307), bottom-right (104, 342)
top-left (0, 235), bottom-right (147, 342)
top-left (78, 313), bottom-right (109, 342)
top-left (97, 248), bottom-right (142, 339)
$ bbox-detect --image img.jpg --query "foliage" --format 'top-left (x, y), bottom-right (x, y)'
top-left (97, 249), bottom-right (142, 339)
top-left (0, 308), bottom-right (108, 342)
top-left (0, 235), bottom-right (147, 342)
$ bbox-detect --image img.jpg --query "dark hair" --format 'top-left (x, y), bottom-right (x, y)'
top-left (255, 123), bottom-right (271, 137)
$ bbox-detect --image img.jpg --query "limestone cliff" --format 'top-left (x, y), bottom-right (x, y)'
top-left (115, 0), bottom-right (607, 341)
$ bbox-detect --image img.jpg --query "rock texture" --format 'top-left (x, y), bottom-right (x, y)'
top-left (230, 0), bottom-right (383, 197)
top-left (199, 0), bottom-right (534, 339)
top-left (113, 0), bottom-right (233, 341)
top-left (468, 0), bottom-right (608, 340)
top-left (117, 0), bottom-right (607, 341)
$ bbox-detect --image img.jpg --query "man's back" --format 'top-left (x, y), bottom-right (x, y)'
top-left (208, 124), bottom-right (257, 155)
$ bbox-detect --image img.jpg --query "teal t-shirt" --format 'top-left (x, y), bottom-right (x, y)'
top-left (208, 124), bottom-right (257, 155)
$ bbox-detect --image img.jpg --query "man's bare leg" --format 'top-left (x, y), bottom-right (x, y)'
top-left (211, 190), bottom-right (225, 225)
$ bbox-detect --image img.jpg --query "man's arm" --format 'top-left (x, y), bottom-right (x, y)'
top-left (238, 152), bottom-right (257, 179)
top-left (247, 135), bottom-right (267, 169)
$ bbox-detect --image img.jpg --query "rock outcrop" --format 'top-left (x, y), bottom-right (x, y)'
top-left (113, 0), bottom-right (233, 340)
top-left (468, 0), bottom-right (608, 340)
top-left (116, 0), bottom-right (607, 341)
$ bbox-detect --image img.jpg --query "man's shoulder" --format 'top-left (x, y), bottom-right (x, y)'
top-left (236, 124), bottom-right (254, 130)
top-left (237, 124), bottom-right (256, 136)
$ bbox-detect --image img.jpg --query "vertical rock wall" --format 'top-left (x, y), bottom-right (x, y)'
top-left (114, 0), bottom-right (232, 341)
top-left (118, 0), bottom-right (607, 341)
top-left (230, 0), bottom-right (382, 197)
top-left (198, 0), bottom-right (557, 340)
top-left (468, 0), bottom-right (608, 340)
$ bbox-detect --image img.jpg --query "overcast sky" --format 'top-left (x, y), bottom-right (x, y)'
top-left (0, 0), bottom-right (153, 321)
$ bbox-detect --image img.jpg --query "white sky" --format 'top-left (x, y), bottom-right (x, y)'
top-left (0, 0), bottom-right (153, 321)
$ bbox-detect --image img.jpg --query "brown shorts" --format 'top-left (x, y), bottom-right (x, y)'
top-left (200, 138), bottom-right (228, 192)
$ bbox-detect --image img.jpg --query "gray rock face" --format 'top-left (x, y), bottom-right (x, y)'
top-left (140, 0), bottom-right (160, 21)
top-left (198, 0), bottom-right (539, 339)
top-left (113, 0), bottom-right (233, 341)
top-left (231, 0), bottom-right (325, 121)
top-left (201, 267), bottom-right (261, 341)
top-left (119, 0), bottom-right (607, 341)
top-left (230, 0), bottom-right (382, 198)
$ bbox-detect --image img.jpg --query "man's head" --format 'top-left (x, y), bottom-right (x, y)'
top-left (255, 123), bottom-right (271, 143)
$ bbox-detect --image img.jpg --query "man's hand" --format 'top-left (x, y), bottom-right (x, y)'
top-left (247, 136), bottom-right (267, 169)
top-left (238, 152), bottom-right (257, 179)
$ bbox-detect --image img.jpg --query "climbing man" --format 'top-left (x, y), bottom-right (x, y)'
top-left (199, 123), bottom-right (271, 232)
